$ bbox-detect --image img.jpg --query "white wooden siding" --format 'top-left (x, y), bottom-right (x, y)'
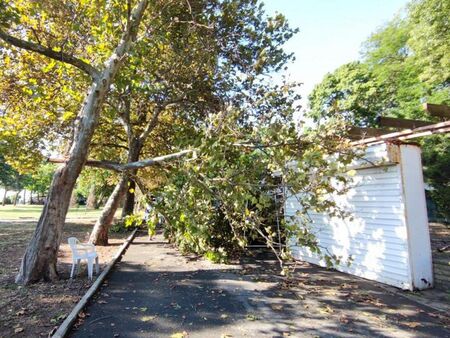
top-left (285, 143), bottom-right (433, 290)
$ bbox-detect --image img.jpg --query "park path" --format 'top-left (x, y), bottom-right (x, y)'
top-left (70, 232), bottom-right (450, 338)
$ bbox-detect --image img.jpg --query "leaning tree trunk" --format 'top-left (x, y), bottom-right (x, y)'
top-left (14, 1), bottom-right (148, 284)
top-left (15, 80), bottom-right (109, 284)
top-left (121, 138), bottom-right (142, 218)
top-left (89, 177), bottom-right (128, 245)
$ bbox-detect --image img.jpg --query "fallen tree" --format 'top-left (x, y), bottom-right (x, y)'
top-left (50, 150), bottom-right (195, 246)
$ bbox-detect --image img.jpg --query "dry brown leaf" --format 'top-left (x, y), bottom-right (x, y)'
top-left (404, 322), bottom-right (421, 329)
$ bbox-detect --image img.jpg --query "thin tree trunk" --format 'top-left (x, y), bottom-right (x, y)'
top-left (69, 190), bottom-right (78, 208)
top-left (13, 191), bottom-right (20, 206)
top-left (2, 189), bottom-right (7, 206)
top-left (14, 0), bottom-right (148, 285)
top-left (89, 177), bottom-right (128, 245)
top-left (121, 138), bottom-right (142, 218)
top-left (86, 185), bottom-right (97, 209)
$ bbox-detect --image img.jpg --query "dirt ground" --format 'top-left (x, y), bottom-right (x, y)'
top-left (0, 220), bottom-right (128, 338)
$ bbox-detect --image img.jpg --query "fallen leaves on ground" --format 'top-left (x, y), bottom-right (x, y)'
top-left (318, 305), bottom-right (334, 315)
top-left (246, 314), bottom-right (259, 321)
top-left (171, 331), bottom-right (189, 338)
top-left (271, 304), bottom-right (284, 311)
top-left (141, 315), bottom-right (156, 322)
top-left (403, 322), bottom-right (422, 329)
top-left (14, 327), bottom-right (24, 333)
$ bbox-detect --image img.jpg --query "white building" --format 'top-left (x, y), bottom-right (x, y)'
top-left (285, 142), bottom-right (433, 290)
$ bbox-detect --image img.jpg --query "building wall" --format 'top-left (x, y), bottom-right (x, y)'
top-left (285, 143), bottom-right (433, 290)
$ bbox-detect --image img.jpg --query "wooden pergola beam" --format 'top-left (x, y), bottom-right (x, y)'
top-left (347, 126), bottom-right (393, 139)
top-left (352, 120), bottom-right (450, 145)
top-left (423, 103), bottom-right (450, 119)
top-left (376, 116), bottom-right (434, 129)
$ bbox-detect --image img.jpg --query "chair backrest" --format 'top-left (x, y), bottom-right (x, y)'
top-left (68, 237), bottom-right (80, 255)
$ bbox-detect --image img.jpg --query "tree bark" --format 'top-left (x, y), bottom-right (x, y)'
top-left (86, 185), bottom-right (97, 209)
top-left (89, 177), bottom-right (128, 245)
top-left (13, 191), bottom-right (20, 206)
top-left (14, 0), bottom-right (149, 285)
top-left (2, 189), bottom-right (7, 206)
top-left (69, 190), bottom-right (78, 208)
top-left (121, 138), bottom-right (142, 218)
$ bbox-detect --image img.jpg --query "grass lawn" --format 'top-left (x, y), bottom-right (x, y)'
top-left (0, 205), bottom-right (121, 220)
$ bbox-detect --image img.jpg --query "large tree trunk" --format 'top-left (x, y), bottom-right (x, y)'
top-left (14, 0), bottom-right (148, 285)
top-left (86, 185), bottom-right (97, 209)
top-left (121, 138), bottom-right (142, 218)
top-left (89, 177), bottom-right (128, 245)
top-left (15, 84), bottom-right (107, 284)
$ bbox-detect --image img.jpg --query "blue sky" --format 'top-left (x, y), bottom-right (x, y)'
top-left (263, 0), bottom-right (410, 111)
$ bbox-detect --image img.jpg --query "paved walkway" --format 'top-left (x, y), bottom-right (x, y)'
top-left (70, 233), bottom-right (450, 338)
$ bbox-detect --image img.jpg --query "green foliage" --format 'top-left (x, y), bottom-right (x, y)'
top-left (23, 163), bottom-right (55, 195)
top-left (308, 0), bottom-right (450, 218)
top-left (146, 212), bottom-right (158, 239)
top-left (152, 110), bottom-right (355, 267)
top-left (110, 213), bottom-right (144, 233)
top-left (408, 0), bottom-right (450, 85)
top-left (1, 0), bottom-right (357, 271)
top-left (0, 155), bottom-right (29, 192)
top-left (309, 62), bottom-right (382, 126)
top-left (204, 249), bottom-right (228, 264)
top-left (310, 0), bottom-right (449, 123)
top-left (75, 168), bottom-right (115, 205)
top-left (422, 136), bottom-right (450, 221)
top-left (0, 155), bottom-right (17, 189)
top-left (123, 213), bottom-right (144, 229)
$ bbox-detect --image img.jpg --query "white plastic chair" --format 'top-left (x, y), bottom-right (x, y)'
top-left (68, 237), bottom-right (99, 280)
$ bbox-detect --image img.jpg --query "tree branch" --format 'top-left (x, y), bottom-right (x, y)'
top-left (48, 149), bottom-right (193, 172)
top-left (0, 29), bottom-right (100, 79)
top-left (137, 97), bottom-right (184, 142)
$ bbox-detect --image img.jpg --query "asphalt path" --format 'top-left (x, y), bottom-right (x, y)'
top-left (70, 233), bottom-right (450, 338)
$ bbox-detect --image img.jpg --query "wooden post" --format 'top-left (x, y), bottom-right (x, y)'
top-left (423, 103), bottom-right (450, 120)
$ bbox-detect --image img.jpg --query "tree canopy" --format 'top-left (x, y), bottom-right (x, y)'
top-left (0, 0), bottom-right (357, 283)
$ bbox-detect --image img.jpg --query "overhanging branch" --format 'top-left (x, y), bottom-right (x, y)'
top-left (48, 149), bottom-right (193, 172)
top-left (0, 29), bottom-right (100, 79)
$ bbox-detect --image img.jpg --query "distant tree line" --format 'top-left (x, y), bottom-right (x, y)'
top-left (308, 0), bottom-right (449, 221)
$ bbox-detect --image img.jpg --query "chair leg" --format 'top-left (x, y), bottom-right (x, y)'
top-left (70, 262), bottom-right (75, 279)
top-left (95, 257), bottom-right (99, 275)
top-left (87, 258), bottom-right (94, 280)
top-left (75, 259), bottom-right (81, 276)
